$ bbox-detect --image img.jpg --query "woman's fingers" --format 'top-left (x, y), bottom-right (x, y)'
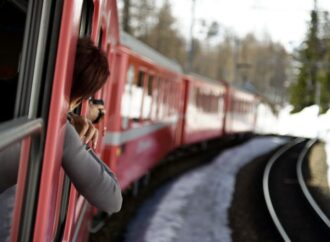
top-left (79, 118), bottom-right (90, 140)
top-left (92, 129), bottom-right (99, 149)
top-left (69, 113), bottom-right (100, 148)
top-left (84, 121), bottom-right (96, 144)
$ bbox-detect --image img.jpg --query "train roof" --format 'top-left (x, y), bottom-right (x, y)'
top-left (188, 73), bottom-right (227, 86)
top-left (120, 31), bottom-right (183, 74)
top-left (230, 82), bottom-right (259, 96)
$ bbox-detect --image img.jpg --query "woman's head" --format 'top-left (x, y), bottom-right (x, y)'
top-left (70, 38), bottom-right (109, 108)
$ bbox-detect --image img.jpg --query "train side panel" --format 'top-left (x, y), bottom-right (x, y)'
top-left (225, 87), bottom-right (258, 134)
top-left (183, 76), bottom-right (227, 145)
top-left (103, 46), bottom-right (184, 189)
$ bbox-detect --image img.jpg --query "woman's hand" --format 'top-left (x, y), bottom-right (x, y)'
top-left (68, 113), bottom-right (99, 149)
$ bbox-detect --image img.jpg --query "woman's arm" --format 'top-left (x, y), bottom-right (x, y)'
top-left (0, 122), bottom-right (122, 214)
top-left (62, 121), bottom-right (122, 214)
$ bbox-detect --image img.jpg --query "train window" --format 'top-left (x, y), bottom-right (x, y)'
top-left (195, 88), bottom-right (200, 111)
top-left (166, 81), bottom-right (172, 116)
top-left (137, 71), bottom-right (144, 87)
top-left (163, 81), bottom-right (170, 117)
top-left (98, 28), bottom-right (103, 48)
top-left (142, 75), bottom-right (153, 120)
top-left (172, 82), bottom-right (178, 114)
top-left (0, 1), bottom-right (27, 122)
top-left (220, 94), bottom-right (224, 112)
top-left (128, 70), bottom-right (144, 121)
top-left (124, 70), bottom-right (145, 122)
top-left (0, 139), bottom-right (22, 239)
top-left (79, 0), bottom-right (93, 37)
top-left (158, 79), bottom-right (166, 119)
top-left (147, 75), bottom-right (153, 96)
top-left (151, 77), bottom-right (160, 120)
top-left (170, 82), bottom-right (177, 115)
top-left (121, 65), bottom-right (135, 129)
top-left (168, 82), bottom-right (174, 116)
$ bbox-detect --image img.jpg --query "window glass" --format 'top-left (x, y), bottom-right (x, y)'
top-left (0, 1), bottom-right (27, 123)
top-left (0, 139), bottom-right (23, 240)
top-left (121, 65), bottom-right (135, 128)
top-left (129, 70), bottom-right (144, 121)
top-left (79, 0), bottom-right (93, 37)
top-left (163, 81), bottom-right (170, 117)
top-left (98, 28), bottom-right (103, 48)
top-left (151, 77), bottom-right (160, 120)
top-left (142, 75), bottom-right (153, 119)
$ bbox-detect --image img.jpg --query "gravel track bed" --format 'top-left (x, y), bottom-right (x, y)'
top-left (305, 142), bottom-right (330, 218)
top-left (229, 149), bottom-right (283, 242)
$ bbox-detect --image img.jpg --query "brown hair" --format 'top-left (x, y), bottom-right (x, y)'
top-left (71, 38), bottom-right (110, 101)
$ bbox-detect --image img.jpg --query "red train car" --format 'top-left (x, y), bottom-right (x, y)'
top-left (182, 74), bottom-right (228, 145)
top-left (0, 0), bottom-right (260, 241)
top-left (102, 32), bottom-right (185, 189)
top-left (225, 86), bottom-right (258, 133)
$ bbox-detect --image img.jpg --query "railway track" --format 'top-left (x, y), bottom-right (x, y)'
top-left (263, 139), bottom-right (330, 242)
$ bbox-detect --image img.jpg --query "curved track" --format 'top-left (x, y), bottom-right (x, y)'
top-left (263, 139), bottom-right (330, 242)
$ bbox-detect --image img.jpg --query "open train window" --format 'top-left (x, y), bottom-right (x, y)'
top-left (161, 81), bottom-right (169, 118)
top-left (79, 0), bottom-right (93, 37)
top-left (128, 70), bottom-right (144, 121)
top-left (121, 66), bottom-right (145, 126)
top-left (147, 75), bottom-right (153, 96)
top-left (0, 0), bottom-right (27, 122)
top-left (151, 77), bottom-right (160, 120)
top-left (168, 82), bottom-right (174, 115)
top-left (137, 71), bottom-right (144, 87)
top-left (142, 75), bottom-right (153, 119)
top-left (98, 28), bottom-right (104, 48)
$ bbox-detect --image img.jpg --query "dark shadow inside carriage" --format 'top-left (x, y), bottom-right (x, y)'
top-left (0, 0), bottom-right (27, 122)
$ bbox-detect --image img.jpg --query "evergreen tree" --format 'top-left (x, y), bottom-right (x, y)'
top-left (122, 0), bottom-right (132, 34)
top-left (290, 10), bottom-right (321, 113)
top-left (319, 12), bottom-right (330, 113)
top-left (138, 0), bottom-right (187, 66)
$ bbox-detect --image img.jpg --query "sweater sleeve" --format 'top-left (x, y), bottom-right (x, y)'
top-left (62, 122), bottom-right (122, 214)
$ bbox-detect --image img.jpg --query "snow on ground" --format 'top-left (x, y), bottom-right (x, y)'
top-left (125, 137), bottom-right (286, 242)
top-left (256, 104), bottom-right (330, 187)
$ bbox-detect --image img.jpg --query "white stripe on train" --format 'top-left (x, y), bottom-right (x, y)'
top-left (104, 119), bottom-right (177, 145)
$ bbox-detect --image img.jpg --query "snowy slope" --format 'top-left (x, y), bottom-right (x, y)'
top-left (256, 104), bottom-right (330, 187)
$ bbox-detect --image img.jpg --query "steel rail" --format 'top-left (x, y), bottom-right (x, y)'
top-left (296, 138), bottom-right (330, 228)
top-left (262, 138), bottom-right (305, 242)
